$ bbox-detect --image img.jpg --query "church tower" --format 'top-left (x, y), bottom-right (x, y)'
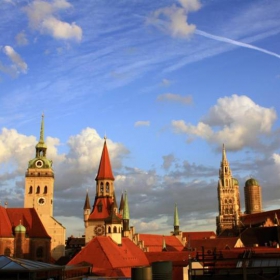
top-left (24, 114), bottom-right (54, 216)
top-left (24, 115), bottom-right (65, 260)
top-left (84, 137), bottom-right (122, 244)
top-left (216, 144), bottom-right (241, 235)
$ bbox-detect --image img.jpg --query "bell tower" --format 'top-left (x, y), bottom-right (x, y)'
top-left (24, 115), bottom-right (65, 260)
top-left (216, 144), bottom-right (241, 235)
top-left (24, 114), bottom-right (54, 217)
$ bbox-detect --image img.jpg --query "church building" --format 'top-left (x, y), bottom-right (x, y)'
top-left (84, 138), bottom-right (130, 244)
top-left (24, 115), bottom-right (65, 260)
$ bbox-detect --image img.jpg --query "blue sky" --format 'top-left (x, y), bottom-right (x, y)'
top-left (1, 0), bottom-right (280, 237)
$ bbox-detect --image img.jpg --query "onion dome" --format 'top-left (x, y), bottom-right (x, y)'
top-left (15, 221), bottom-right (26, 233)
top-left (245, 178), bottom-right (259, 187)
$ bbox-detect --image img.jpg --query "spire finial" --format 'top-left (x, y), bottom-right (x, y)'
top-left (39, 113), bottom-right (45, 143)
top-left (222, 143), bottom-right (227, 161)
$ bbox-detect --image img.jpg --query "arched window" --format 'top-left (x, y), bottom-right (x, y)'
top-left (225, 209), bottom-right (228, 214)
top-left (108, 226), bottom-right (111, 233)
top-left (36, 246), bottom-right (43, 258)
top-left (44, 186), bottom-right (47, 194)
top-left (106, 182), bottom-right (109, 193)
top-left (226, 179), bottom-right (228, 186)
top-left (225, 199), bottom-right (227, 204)
top-left (113, 226), bottom-right (117, 233)
top-left (29, 186), bottom-right (33, 194)
top-left (36, 186), bottom-right (40, 194)
top-left (100, 183), bottom-right (104, 193)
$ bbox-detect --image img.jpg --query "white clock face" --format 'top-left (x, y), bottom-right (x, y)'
top-left (38, 197), bottom-right (45, 205)
top-left (35, 160), bottom-right (43, 168)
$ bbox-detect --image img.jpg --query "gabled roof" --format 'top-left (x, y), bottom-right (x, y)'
top-left (0, 206), bottom-right (13, 237)
top-left (95, 140), bottom-right (114, 181)
top-left (68, 237), bottom-right (149, 277)
top-left (89, 197), bottom-right (114, 220)
top-left (183, 231), bottom-right (216, 240)
top-left (240, 209), bottom-right (280, 227)
top-left (6, 208), bottom-right (50, 238)
top-left (189, 237), bottom-right (242, 251)
top-left (138, 234), bottom-right (184, 252)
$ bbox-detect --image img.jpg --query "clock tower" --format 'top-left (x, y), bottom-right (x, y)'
top-left (24, 114), bottom-right (54, 216)
top-left (24, 115), bottom-right (65, 260)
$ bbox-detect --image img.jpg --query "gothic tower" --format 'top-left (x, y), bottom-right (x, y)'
top-left (84, 137), bottom-right (122, 244)
top-left (216, 144), bottom-right (241, 235)
top-left (24, 115), bottom-right (65, 260)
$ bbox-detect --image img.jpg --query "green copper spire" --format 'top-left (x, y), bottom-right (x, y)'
top-left (36, 114), bottom-right (47, 150)
top-left (174, 203), bottom-right (179, 227)
top-left (123, 191), bottom-right (130, 220)
top-left (173, 203), bottom-right (180, 236)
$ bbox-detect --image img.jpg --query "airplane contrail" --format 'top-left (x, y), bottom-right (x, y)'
top-left (195, 29), bottom-right (280, 59)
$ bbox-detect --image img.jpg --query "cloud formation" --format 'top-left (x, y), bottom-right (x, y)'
top-left (147, 0), bottom-right (201, 38)
top-left (2, 46), bottom-right (28, 75)
top-left (172, 94), bottom-right (277, 150)
top-left (24, 0), bottom-right (82, 41)
top-left (134, 121), bottom-right (150, 127)
top-left (157, 93), bottom-right (193, 105)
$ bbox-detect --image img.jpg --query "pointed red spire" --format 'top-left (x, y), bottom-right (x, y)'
top-left (95, 138), bottom-right (114, 181)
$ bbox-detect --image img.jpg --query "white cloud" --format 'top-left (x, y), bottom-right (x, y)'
top-left (16, 31), bottom-right (28, 46)
top-left (157, 93), bottom-right (192, 105)
top-left (24, 0), bottom-right (82, 41)
top-left (172, 94), bottom-right (277, 150)
top-left (3, 46), bottom-right (28, 74)
top-left (134, 121), bottom-right (150, 127)
top-left (147, 0), bottom-right (201, 38)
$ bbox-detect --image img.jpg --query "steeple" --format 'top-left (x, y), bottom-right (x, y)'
top-left (84, 191), bottom-right (91, 210)
top-left (122, 191), bottom-right (130, 237)
top-left (84, 191), bottom-right (91, 228)
top-left (119, 192), bottom-right (124, 215)
top-left (35, 114), bottom-right (47, 157)
top-left (173, 203), bottom-right (180, 236)
top-left (95, 138), bottom-right (114, 181)
top-left (222, 143), bottom-right (227, 161)
top-left (123, 191), bottom-right (130, 220)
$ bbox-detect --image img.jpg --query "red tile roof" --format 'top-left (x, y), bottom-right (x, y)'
top-left (68, 237), bottom-right (149, 277)
top-left (6, 208), bottom-right (50, 238)
top-left (240, 209), bottom-right (280, 226)
top-left (89, 197), bottom-right (114, 220)
top-left (95, 141), bottom-right (114, 181)
top-left (189, 237), bottom-right (241, 252)
top-left (0, 206), bottom-right (13, 237)
top-left (183, 231), bottom-right (216, 240)
top-left (137, 234), bottom-right (184, 252)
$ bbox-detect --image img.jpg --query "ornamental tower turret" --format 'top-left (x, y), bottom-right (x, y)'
top-left (216, 144), bottom-right (241, 235)
top-left (122, 191), bottom-right (130, 237)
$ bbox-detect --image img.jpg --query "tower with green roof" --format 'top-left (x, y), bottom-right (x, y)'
top-left (24, 115), bottom-right (65, 260)
top-left (24, 114), bottom-right (54, 217)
